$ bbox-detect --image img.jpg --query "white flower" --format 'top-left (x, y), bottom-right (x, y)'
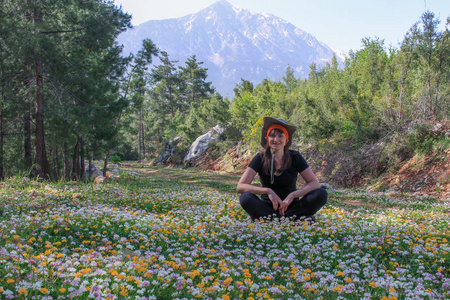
top-left (250, 283), bottom-right (260, 292)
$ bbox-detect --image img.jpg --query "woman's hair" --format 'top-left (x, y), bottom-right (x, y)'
top-left (262, 128), bottom-right (291, 175)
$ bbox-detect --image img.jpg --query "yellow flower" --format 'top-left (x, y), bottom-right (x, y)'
top-left (336, 271), bottom-right (344, 277)
top-left (333, 285), bottom-right (342, 292)
top-left (59, 288), bottom-right (66, 293)
top-left (7, 279), bottom-right (14, 284)
top-left (222, 296), bottom-right (231, 300)
top-left (389, 288), bottom-right (396, 293)
top-left (369, 282), bottom-right (377, 288)
top-left (18, 288), bottom-right (27, 295)
top-left (223, 277), bottom-right (233, 286)
top-left (40, 288), bottom-right (49, 294)
top-left (120, 290), bottom-right (128, 297)
top-left (344, 277), bottom-right (353, 283)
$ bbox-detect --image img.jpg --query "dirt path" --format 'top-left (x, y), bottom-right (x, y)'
top-left (118, 162), bottom-right (448, 209)
top-left (120, 162), bottom-right (241, 193)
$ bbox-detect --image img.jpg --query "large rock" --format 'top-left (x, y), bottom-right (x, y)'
top-left (184, 125), bottom-right (224, 162)
top-left (156, 136), bottom-right (183, 164)
top-left (85, 164), bottom-right (103, 179)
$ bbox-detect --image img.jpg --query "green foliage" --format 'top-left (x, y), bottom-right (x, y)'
top-left (404, 123), bottom-right (445, 154)
top-left (0, 0), bottom-right (132, 179)
top-left (113, 142), bottom-right (139, 161)
top-left (228, 12), bottom-right (448, 157)
top-left (109, 155), bottom-right (122, 164)
top-left (1, 5), bottom-right (448, 180)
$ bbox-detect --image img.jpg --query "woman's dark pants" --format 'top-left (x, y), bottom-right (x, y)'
top-left (239, 188), bottom-right (328, 221)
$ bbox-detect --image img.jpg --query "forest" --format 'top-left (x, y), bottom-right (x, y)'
top-left (1, 0), bottom-right (449, 184)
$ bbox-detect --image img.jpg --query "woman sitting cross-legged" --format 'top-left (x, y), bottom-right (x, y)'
top-left (236, 117), bottom-right (327, 222)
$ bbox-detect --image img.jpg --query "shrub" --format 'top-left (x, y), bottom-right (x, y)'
top-left (110, 155), bottom-right (122, 164)
top-left (405, 123), bottom-right (437, 154)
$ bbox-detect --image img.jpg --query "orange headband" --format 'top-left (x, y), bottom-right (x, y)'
top-left (266, 124), bottom-right (289, 141)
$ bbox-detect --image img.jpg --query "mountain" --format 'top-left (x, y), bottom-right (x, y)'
top-left (117, 0), bottom-right (347, 97)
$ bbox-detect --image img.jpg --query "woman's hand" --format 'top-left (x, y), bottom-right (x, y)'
top-left (267, 188), bottom-right (283, 211)
top-left (279, 194), bottom-right (294, 216)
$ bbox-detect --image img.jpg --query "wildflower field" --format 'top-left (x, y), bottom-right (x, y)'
top-left (0, 166), bottom-right (449, 300)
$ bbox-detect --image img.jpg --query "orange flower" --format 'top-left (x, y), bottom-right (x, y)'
top-left (333, 285), bottom-right (343, 292)
top-left (18, 288), bottom-right (28, 296)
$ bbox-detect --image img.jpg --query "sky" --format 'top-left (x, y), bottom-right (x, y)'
top-left (113, 0), bottom-right (449, 52)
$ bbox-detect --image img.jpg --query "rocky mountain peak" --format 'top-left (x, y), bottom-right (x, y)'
top-left (118, 0), bottom-right (347, 96)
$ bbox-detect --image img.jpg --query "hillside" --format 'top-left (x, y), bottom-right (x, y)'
top-left (181, 120), bottom-right (450, 201)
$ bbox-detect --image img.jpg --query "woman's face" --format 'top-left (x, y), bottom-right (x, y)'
top-left (267, 129), bottom-right (287, 151)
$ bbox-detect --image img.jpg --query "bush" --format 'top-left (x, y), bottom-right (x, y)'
top-left (113, 144), bottom-right (139, 161)
top-left (110, 155), bottom-right (122, 164)
top-left (405, 123), bottom-right (437, 154)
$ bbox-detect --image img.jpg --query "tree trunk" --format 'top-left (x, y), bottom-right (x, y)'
top-left (54, 147), bottom-right (60, 180)
top-left (72, 137), bottom-right (81, 179)
top-left (169, 88), bottom-right (175, 117)
top-left (80, 137), bottom-right (85, 180)
top-left (103, 149), bottom-right (111, 175)
top-left (138, 110), bottom-right (142, 160)
top-left (142, 120), bottom-right (146, 160)
top-left (397, 54), bottom-right (413, 126)
top-left (88, 150), bottom-right (92, 180)
top-left (0, 89), bottom-right (4, 180)
top-left (24, 103), bottom-right (32, 171)
top-left (34, 55), bottom-right (51, 179)
top-left (64, 142), bottom-right (70, 180)
top-left (433, 52), bottom-right (443, 118)
top-left (0, 52), bottom-right (5, 180)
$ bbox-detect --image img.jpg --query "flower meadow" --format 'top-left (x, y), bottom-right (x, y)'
top-left (0, 168), bottom-right (449, 300)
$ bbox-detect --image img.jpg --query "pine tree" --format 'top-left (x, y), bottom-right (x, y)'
top-left (179, 55), bottom-right (215, 106)
top-left (151, 51), bottom-right (181, 118)
top-left (1, 0), bottom-right (132, 179)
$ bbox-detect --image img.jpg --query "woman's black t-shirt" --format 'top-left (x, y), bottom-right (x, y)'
top-left (248, 150), bottom-right (309, 200)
